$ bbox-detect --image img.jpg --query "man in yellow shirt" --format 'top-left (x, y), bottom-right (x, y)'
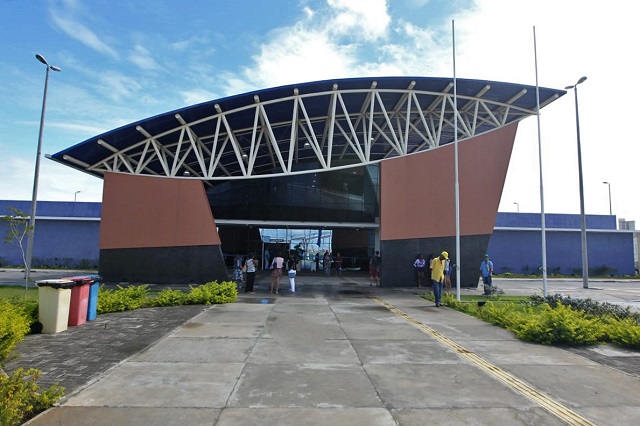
top-left (430, 251), bottom-right (448, 307)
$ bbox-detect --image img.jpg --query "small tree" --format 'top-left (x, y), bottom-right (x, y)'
top-left (1, 207), bottom-right (33, 300)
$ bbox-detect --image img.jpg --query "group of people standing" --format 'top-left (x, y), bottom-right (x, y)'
top-left (413, 252), bottom-right (495, 305)
top-left (267, 250), bottom-right (299, 294)
top-left (232, 248), bottom-right (494, 303)
top-left (321, 251), bottom-right (344, 277)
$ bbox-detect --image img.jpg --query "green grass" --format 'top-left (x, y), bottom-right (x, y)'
top-left (0, 286), bottom-right (38, 302)
top-left (421, 293), bottom-right (547, 316)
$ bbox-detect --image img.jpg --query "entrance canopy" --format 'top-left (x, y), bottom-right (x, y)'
top-left (50, 76), bottom-right (565, 183)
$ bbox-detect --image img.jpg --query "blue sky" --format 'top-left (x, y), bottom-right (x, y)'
top-left (1, 0), bottom-right (638, 223)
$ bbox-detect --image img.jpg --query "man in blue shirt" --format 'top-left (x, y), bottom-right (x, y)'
top-left (479, 254), bottom-right (494, 295)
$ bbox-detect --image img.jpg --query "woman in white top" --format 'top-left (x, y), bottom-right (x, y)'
top-left (243, 252), bottom-right (257, 294)
top-left (270, 251), bottom-right (285, 294)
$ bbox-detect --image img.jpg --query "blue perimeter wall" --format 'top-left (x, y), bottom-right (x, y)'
top-left (0, 202), bottom-right (635, 276)
top-left (487, 213), bottom-right (635, 276)
top-left (0, 200), bottom-right (101, 269)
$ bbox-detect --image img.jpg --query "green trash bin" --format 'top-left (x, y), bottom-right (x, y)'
top-left (36, 279), bottom-right (75, 334)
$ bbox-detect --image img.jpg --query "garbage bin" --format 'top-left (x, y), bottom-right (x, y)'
top-left (64, 276), bottom-right (93, 327)
top-left (36, 279), bottom-right (75, 334)
top-left (86, 275), bottom-right (102, 321)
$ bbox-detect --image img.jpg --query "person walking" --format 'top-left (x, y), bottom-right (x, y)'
top-left (243, 252), bottom-right (257, 294)
top-left (264, 249), bottom-right (271, 271)
top-left (369, 250), bottom-right (381, 287)
top-left (232, 254), bottom-right (244, 284)
top-left (334, 252), bottom-right (343, 277)
top-left (286, 252), bottom-right (297, 293)
top-left (323, 251), bottom-right (332, 277)
top-left (413, 254), bottom-right (427, 288)
top-left (480, 253), bottom-right (494, 295)
top-left (430, 251), bottom-right (448, 307)
top-left (270, 251), bottom-right (285, 294)
top-left (443, 256), bottom-right (452, 289)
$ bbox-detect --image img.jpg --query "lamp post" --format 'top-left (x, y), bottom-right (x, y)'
top-left (74, 191), bottom-right (81, 202)
top-left (25, 54), bottom-right (61, 282)
top-left (602, 181), bottom-right (612, 216)
top-left (565, 76), bottom-right (588, 289)
top-left (513, 202), bottom-right (519, 213)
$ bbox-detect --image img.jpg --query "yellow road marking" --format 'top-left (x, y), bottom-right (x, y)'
top-left (370, 296), bottom-right (596, 426)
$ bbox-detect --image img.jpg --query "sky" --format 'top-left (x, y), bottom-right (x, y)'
top-left (0, 0), bottom-right (638, 223)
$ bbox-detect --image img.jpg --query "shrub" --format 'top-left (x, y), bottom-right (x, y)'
top-left (529, 294), bottom-right (640, 324)
top-left (187, 281), bottom-right (237, 305)
top-left (97, 284), bottom-right (150, 314)
top-left (0, 368), bottom-right (64, 426)
top-left (151, 289), bottom-right (188, 307)
top-left (0, 301), bottom-right (31, 367)
top-left (97, 282), bottom-right (237, 313)
top-left (605, 318), bottom-right (640, 349)
top-left (475, 301), bottom-right (525, 330)
top-left (510, 304), bottom-right (604, 345)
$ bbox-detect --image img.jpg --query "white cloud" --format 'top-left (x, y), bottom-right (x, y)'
top-left (181, 89), bottom-right (219, 106)
top-left (0, 156), bottom-right (103, 202)
top-left (327, 0), bottom-right (391, 41)
top-left (128, 44), bottom-right (160, 70)
top-left (95, 72), bottom-right (143, 102)
top-left (50, 9), bottom-right (119, 60)
top-left (242, 27), bottom-right (359, 88)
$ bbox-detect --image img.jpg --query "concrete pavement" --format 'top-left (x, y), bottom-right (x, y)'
top-left (7, 272), bottom-right (639, 425)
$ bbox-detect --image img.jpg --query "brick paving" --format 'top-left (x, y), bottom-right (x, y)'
top-left (4, 305), bottom-right (207, 395)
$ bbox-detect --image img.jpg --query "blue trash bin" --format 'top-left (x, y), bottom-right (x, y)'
top-left (87, 275), bottom-right (102, 321)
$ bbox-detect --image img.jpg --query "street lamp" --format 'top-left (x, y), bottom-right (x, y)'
top-left (602, 181), bottom-right (612, 216)
top-left (25, 54), bottom-right (61, 282)
top-left (565, 76), bottom-right (588, 289)
top-left (74, 191), bottom-right (81, 202)
top-left (513, 202), bottom-right (519, 213)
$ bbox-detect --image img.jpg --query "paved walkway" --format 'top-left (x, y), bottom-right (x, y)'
top-left (5, 273), bottom-right (640, 425)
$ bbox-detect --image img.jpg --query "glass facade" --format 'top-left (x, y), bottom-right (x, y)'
top-left (207, 164), bottom-right (380, 224)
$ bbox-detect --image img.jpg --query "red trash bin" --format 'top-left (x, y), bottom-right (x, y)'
top-left (65, 276), bottom-right (93, 326)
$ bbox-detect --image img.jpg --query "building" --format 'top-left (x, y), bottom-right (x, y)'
top-left (37, 76), bottom-right (569, 286)
top-left (0, 200), bottom-right (100, 269)
top-left (2, 200), bottom-right (636, 280)
top-left (489, 213), bottom-right (636, 276)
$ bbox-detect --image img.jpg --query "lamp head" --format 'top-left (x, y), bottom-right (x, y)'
top-left (36, 54), bottom-right (61, 72)
top-left (565, 76), bottom-right (587, 90)
top-left (35, 54), bottom-right (48, 65)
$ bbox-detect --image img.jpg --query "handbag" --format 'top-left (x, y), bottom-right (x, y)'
top-left (288, 269), bottom-right (296, 278)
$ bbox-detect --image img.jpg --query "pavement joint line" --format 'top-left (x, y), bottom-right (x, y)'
top-left (370, 295), bottom-right (596, 426)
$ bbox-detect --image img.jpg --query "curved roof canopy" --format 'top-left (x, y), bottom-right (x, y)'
top-left (50, 76), bottom-right (565, 183)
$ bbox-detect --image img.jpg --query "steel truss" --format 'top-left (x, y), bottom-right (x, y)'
top-left (63, 81), bottom-right (553, 181)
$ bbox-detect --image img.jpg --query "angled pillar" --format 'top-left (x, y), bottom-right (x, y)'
top-left (99, 173), bottom-right (227, 284)
top-left (379, 123), bottom-right (518, 287)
